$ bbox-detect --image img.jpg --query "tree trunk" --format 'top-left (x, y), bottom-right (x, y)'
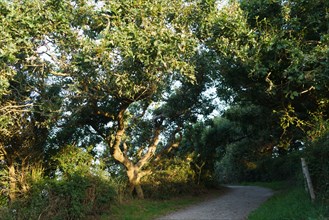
top-left (8, 163), bottom-right (16, 202)
top-left (107, 108), bottom-right (164, 200)
top-left (127, 167), bottom-right (144, 199)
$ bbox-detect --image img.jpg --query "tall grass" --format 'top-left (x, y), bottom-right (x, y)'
top-left (248, 186), bottom-right (329, 220)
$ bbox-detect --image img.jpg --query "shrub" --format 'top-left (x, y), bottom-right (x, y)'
top-left (252, 152), bottom-right (301, 182)
top-left (305, 132), bottom-right (329, 203)
top-left (0, 174), bottom-right (116, 220)
top-left (0, 145), bottom-right (117, 219)
top-left (142, 158), bottom-right (202, 199)
top-left (214, 141), bottom-right (251, 183)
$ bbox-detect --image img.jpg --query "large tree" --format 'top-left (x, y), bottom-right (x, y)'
top-left (205, 0), bottom-right (329, 145)
top-left (47, 0), bottom-right (215, 198)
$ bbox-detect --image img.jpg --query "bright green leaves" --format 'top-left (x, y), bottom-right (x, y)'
top-left (68, 0), bottom-right (199, 103)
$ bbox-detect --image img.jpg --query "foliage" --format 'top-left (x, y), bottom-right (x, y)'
top-left (0, 0), bottom-right (65, 201)
top-left (0, 175), bottom-right (116, 220)
top-left (190, 0), bottom-right (329, 195)
top-left (179, 121), bottom-right (217, 184)
top-left (305, 131), bottom-right (329, 203)
top-left (0, 144), bottom-right (116, 219)
top-left (252, 153), bottom-right (301, 182)
top-left (206, 0), bottom-right (329, 142)
top-left (142, 158), bottom-right (200, 199)
top-left (52, 145), bottom-right (95, 178)
top-left (45, 0), bottom-right (216, 198)
top-left (215, 139), bottom-right (257, 183)
top-left (206, 104), bottom-right (280, 183)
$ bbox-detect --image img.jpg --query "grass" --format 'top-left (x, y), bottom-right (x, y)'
top-left (104, 189), bottom-right (225, 220)
top-left (246, 182), bottom-right (329, 220)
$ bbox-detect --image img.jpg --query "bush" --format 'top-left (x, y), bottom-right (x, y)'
top-left (214, 140), bottom-right (302, 184)
top-left (0, 145), bottom-right (118, 219)
top-left (252, 153), bottom-right (301, 182)
top-left (142, 158), bottom-right (203, 199)
top-left (0, 174), bottom-right (116, 220)
top-left (305, 132), bottom-right (329, 203)
top-left (214, 141), bottom-right (251, 183)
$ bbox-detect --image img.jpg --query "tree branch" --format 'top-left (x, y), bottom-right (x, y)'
top-left (108, 107), bottom-right (134, 170)
top-left (155, 127), bottom-right (182, 161)
top-left (136, 127), bottom-right (161, 169)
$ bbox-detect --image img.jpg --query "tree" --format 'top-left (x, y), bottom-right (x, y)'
top-left (47, 0), bottom-right (215, 198)
top-left (0, 0), bottom-right (66, 201)
top-left (205, 0), bottom-right (329, 146)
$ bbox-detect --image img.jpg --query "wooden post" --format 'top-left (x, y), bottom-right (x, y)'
top-left (301, 158), bottom-right (316, 202)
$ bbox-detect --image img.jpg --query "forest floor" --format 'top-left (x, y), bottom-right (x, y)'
top-left (155, 185), bottom-right (274, 220)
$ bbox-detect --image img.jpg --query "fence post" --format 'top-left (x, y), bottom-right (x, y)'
top-left (301, 158), bottom-right (316, 202)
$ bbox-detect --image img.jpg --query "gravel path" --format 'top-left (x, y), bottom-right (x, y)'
top-left (156, 185), bottom-right (273, 220)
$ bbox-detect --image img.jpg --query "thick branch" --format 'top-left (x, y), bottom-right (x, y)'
top-left (123, 142), bottom-right (128, 156)
top-left (155, 127), bottom-right (182, 161)
top-left (136, 127), bottom-right (161, 169)
top-left (109, 108), bottom-right (134, 170)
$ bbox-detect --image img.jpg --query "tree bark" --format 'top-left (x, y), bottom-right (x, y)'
top-left (108, 107), bottom-right (163, 199)
top-left (127, 166), bottom-right (144, 199)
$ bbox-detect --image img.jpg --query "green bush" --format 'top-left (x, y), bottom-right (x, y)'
top-left (252, 152), bottom-right (301, 182)
top-left (0, 174), bottom-right (116, 220)
top-left (305, 133), bottom-right (329, 203)
top-left (142, 158), bottom-right (202, 199)
top-left (214, 141), bottom-right (251, 183)
top-left (0, 145), bottom-right (117, 219)
top-left (215, 140), bottom-right (302, 184)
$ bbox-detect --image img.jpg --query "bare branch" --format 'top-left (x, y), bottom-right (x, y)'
top-left (300, 86), bottom-right (315, 95)
top-left (50, 70), bottom-right (70, 77)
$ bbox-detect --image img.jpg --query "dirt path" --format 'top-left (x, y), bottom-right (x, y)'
top-left (156, 185), bottom-right (273, 220)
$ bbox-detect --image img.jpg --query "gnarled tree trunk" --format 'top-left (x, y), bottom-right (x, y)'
top-left (106, 108), bottom-right (161, 199)
top-left (100, 107), bottom-right (182, 199)
top-left (127, 166), bottom-right (144, 199)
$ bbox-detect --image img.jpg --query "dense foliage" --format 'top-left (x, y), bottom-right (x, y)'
top-left (0, 145), bottom-right (116, 219)
top-left (0, 0), bottom-right (328, 217)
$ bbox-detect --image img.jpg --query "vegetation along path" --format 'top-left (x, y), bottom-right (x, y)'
top-left (156, 186), bottom-right (273, 220)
